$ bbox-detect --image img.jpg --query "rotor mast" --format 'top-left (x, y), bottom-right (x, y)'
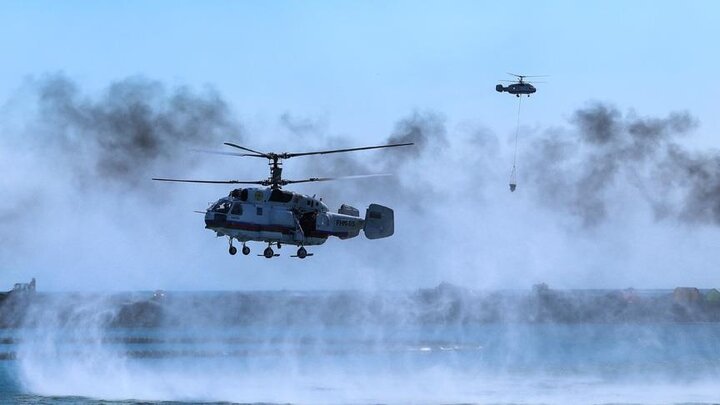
top-left (268, 155), bottom-right (283, 189)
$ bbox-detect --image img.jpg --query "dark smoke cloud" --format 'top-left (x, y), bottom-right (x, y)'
top-left (656, 146), bottom-right (720, 225)
top-left (0, 75), bottom-right (243, 259)
top-left (33, 74), bottom-right (242, 189)
top-left (526, 102), bottom-right (716, 227)
top-left (385, 110), bottom-right (448, 158)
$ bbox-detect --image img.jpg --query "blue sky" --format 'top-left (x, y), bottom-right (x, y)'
top-left (1, 1), bottom-right (720, 291)
top-left (2, 1), bottom-right (718, 140)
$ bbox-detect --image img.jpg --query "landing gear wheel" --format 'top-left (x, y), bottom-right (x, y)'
top-left (263, 247), bottom-right (274, 259)
top-left (242, 245), bottom-right (250, 256)
top-left (297, 247), bottom-right (307, 259)
top-left (229, 246), bottom-right (237, 255)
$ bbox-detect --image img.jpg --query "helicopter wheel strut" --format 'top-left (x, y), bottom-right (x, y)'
top-left (228, 238), bottom-right (237, 255)
top-left (242, 244), bottom-right (250, 256)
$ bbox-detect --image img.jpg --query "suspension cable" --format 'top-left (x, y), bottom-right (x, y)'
top-left (512, 95), bottom-right (522, 171)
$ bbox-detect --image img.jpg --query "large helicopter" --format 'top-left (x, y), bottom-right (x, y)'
top-left (495, 73), bottom-right (545, 97)
top-left (153, 142), bottom-right (413, 258)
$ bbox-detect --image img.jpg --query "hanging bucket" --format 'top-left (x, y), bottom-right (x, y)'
top-left (509, 165), bottom-right (517, 192)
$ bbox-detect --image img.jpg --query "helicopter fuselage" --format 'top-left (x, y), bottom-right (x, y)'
top-left (153, 141), bottom-right (407, 257)
top-left (204, 187), bottom-right (365, 247)
top-left (495, 82), bottom-right (536, 96)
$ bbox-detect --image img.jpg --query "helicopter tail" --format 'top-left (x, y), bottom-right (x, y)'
top-left (363, 204), bottom-right (394, 239)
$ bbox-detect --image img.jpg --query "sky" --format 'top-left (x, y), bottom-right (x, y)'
top-left (1, 1), bottom-right (719, 291)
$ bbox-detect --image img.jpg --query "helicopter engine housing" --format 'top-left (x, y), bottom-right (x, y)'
top-left (338, 204), bottom-right (360, 217)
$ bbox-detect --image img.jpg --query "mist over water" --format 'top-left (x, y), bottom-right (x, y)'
top-left (0, 288), bottom-right (718, 404)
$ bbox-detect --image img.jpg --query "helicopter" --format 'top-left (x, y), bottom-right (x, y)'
top-left (153, 142), bottom-right (413, 259)
top-left (495, 73), bottom-right (545, 97)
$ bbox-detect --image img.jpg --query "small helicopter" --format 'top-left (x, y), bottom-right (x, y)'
top-left (495, 73), bottom-right (545, 97)
top-left (153, 142), bottom-right (413, 258)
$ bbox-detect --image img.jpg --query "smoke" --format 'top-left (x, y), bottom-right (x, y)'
top-left (386, 110), bottom-right (448, 157)
top-left (656, 146), bottom-right (720, 224)
top-left (298, 102), bottom-right (718, 232)
top-left (3, 79), bottom-right (720, 402)
top-left (2, 76), bottom-right (720, 292)
top-left (279, 112), bottom-right (325, 137)
top-left (30, 74), bottom-right (242, 191)
top-left (0, 75), bottom-right (244, 282)
top-left (524, 102), bottom-right (716, 227)
top-left (300, 110), bottom-right (449, 213)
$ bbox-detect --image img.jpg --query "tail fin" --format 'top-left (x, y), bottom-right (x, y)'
top-left (363, 204), bottom-right (394, 239)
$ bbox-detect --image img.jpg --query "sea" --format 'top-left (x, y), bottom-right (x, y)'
top-left (0, 290), bottom-right (719, 404)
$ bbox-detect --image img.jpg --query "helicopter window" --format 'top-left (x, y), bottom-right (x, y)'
top-left (256, 207), bottom-right (263, 216)
top-left (240, 189), bottom-right (248, 201)
top-left (231, 203), bottom-right (243, 215)
top-left (268, 189), bottom-right (293, 203)
top-left (212, 201), bottom-right (232, 214)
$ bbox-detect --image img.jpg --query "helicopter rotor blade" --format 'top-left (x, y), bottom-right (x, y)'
top-left (283, 143), bottom-right (413, 159)
top-left (222, 143), bottom-right (269, 158)
top-left (152, 178), bottom-right (266, 185)
top-left (190, 148), bottom-right (259, 157)
top-left (507, 73), bottom-right (548, 78)
top-left (283, 173), bottom-right (392, 185)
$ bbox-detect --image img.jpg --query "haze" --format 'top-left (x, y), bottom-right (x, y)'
top-left (1, 1), bottom-right (719, 291)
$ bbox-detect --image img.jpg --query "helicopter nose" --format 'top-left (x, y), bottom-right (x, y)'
top-left (205, 211), bottom-right (226, 229)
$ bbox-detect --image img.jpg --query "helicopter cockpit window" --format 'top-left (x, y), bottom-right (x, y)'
top-left (211, 201), bottom-right (232, 213)
top-left (231, 203), bottom-right (243, 215)
top-left (268, 189), bottom-right (293, 203)
top-left (240, 189), bottom-right (248, 201)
